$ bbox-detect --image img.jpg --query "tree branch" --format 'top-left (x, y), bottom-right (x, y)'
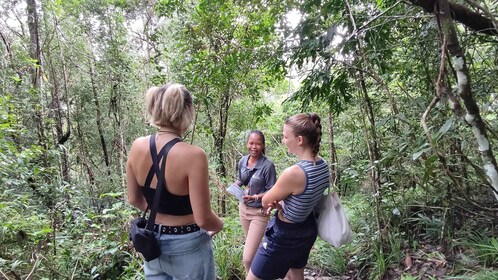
top-left (409, 0), bottom-right (498, 36)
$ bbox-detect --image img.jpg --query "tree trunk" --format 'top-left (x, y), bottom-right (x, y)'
top-left (216, 90), bottom-right (230, 178)
top-left (89, 59), bottom-right (111, 172)
top-left (27, 0), bottom-right (42, 89)
top-left (359, 70), bottom-right (384, 231)
top-left (76, 114), bottom-right (96, 187)
top-left (45, 37), bottom-right (71, 182)
top-left (327, 111), bottom-right (338, 190)
top-left (26, 0), bottom-right (47, 157)
top-left (204, 86), bottom-right (232, 215)
top-left (27, 0), bottom-right (59, 256)
top-left (437, 0), bottom-right (498, 201)
top-left (345, 0), bottom-right (384, 248)
top-left (215, 90), bottom-right (231, 215)
top-left (410, 0), bottom-right (498, 36)
top-left (56, 19), bottom-right (72, 182)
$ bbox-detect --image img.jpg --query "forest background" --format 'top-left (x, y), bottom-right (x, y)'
top-left (1, 0), bottom-right (497, 279)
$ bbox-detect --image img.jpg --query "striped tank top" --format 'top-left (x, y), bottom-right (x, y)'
top-left (282, 159), bottom-right (330, 223)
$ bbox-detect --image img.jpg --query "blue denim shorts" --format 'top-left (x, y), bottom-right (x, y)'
top-left (250, 212), bottom-right (318, 279)
top-left (144, 229), bottom-right (215, 280)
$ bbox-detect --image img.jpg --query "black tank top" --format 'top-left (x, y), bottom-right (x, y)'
top-left (140, 137), bottom-right (193, 215)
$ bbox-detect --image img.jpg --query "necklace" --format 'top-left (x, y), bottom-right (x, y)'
top-left (157, 130), bottom-right (181, 138)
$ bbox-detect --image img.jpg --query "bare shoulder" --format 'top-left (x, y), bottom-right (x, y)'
top-left (281, 165), bottom-right (305, 180)
top-left (278, 165), bottom-right (306, 195)
top-left (129, 136), bottom-right (149, 155)
top-left (172, 142), bottom-right (207, 159)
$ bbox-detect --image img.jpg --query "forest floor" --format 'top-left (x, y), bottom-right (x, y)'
top-left (303, 243), bottom-right (461, 280)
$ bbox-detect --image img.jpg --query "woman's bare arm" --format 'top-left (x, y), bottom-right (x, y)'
top-left (261, 165), bottom-right (306, 212)
top-left (126, 139), bottom-right (148, 211)
top-left (186, 146), bottom-right (224, 233)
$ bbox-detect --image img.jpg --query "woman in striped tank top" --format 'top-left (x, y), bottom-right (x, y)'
top-left (247, 113), bottom-right (330, 280)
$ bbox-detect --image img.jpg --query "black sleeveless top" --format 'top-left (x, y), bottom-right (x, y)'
top-left (140, 137), bottom-right (193, 215)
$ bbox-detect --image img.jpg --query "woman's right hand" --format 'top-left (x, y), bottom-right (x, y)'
top-left (207, 219), bottom-right (224, 237)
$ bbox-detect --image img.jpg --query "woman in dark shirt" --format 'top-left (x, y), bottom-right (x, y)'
top-left (127, 83), bottom-right (223, 279)
top-left (233, 130), bottom-right (277, 274)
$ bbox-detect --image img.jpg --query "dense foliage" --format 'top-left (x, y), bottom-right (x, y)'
top-left (1, 0), bottom-right (497, 279)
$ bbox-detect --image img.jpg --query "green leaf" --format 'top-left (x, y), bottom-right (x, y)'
top-left (412, 144), bottom-right (430, 160)
top-left (10, 75), bottom-right (22, 83)
top-left (438, 118), bottom-right (453, 135)
top-left (422, 155), bottom-right (438, 185)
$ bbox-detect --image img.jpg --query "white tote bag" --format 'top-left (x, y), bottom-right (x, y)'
top-left (315, 192), bottom-right (353, 247)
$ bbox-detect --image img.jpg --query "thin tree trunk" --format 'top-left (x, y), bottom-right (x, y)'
top-left (76, 116), bottom-right (96, 187)
top-left (437, 0), bottom-right (498, 201)
top-left (119, 124), bottom-right (126, 190)
top-left (27, 0), bottom-right (42, 89)
top-left (359, 71), bottom-right (384, 236)
top-left (345, 0), bottom-right (384, 248)
top-left (327, 111), bottom-right (338, 189)
top-left (215, 90), bottom-right (231, 215)
top-left (363, 66), bottom-right (399, 118)
top-left (26, 0), bottom-right (47, 158)
top-left (45, 38), bottom-right (71, 182)
top-left (89, 59), bottom-right (111, 171)
top-left (203, 86), bottom-right (230, 215)
top-left (27, 0), bottom-right (56, 256)
top-left (57, 21), bottom-right (72, 182)
top-left (112, 82), bottom-right (126, 189)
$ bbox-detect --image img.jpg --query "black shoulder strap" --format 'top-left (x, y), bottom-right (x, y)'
top-left (246, 169), bottom-right (257, 186)
top-left (240, 156), bottom-right (257, 186)
top-left (146, 135), bottom-right (181, 230)
top-left (143, 139), bottom-right (180, 187)
top-left (238, 160), bottom-right (242, 183)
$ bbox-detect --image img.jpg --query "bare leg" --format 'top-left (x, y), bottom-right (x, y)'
top-left (284, 268), bottom-right (305, 280)
top-left (246, 269), bottom-right (262, 280)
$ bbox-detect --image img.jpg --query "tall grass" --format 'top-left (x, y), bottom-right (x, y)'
top-left (308, 239), bottom-right (348, 276)
top-left (465, 233), bottom-right (498, 267)
top-left (213, 216), bottom-right (245, 280)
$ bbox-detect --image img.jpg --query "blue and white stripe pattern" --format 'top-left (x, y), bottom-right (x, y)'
top-left (282, 159), bottom-right (330, 223)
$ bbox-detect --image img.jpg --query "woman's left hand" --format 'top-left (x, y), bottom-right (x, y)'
top-left (263, 200), bottom-right (281, 215)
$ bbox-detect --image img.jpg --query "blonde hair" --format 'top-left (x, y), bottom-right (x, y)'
top-left (285, 113), bottom-right (322, 157)
top-left (146, 83), bottom-right (194, 131)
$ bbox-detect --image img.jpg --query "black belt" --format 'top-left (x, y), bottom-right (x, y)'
top-left (153, 223), bottom-right (200, 235)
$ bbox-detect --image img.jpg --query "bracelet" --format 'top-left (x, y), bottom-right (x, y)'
top-left (253, 194), bottom-right (259, 201)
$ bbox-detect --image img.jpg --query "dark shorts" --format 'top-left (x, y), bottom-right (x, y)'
top-left (250, 212), bottom-right (318, 280)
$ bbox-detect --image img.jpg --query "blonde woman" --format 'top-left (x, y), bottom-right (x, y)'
top-left (127, 83), bottom-right (224, 279)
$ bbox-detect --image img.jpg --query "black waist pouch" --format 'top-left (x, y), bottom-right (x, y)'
top-left (129, 217), bottom-right (161, 261)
